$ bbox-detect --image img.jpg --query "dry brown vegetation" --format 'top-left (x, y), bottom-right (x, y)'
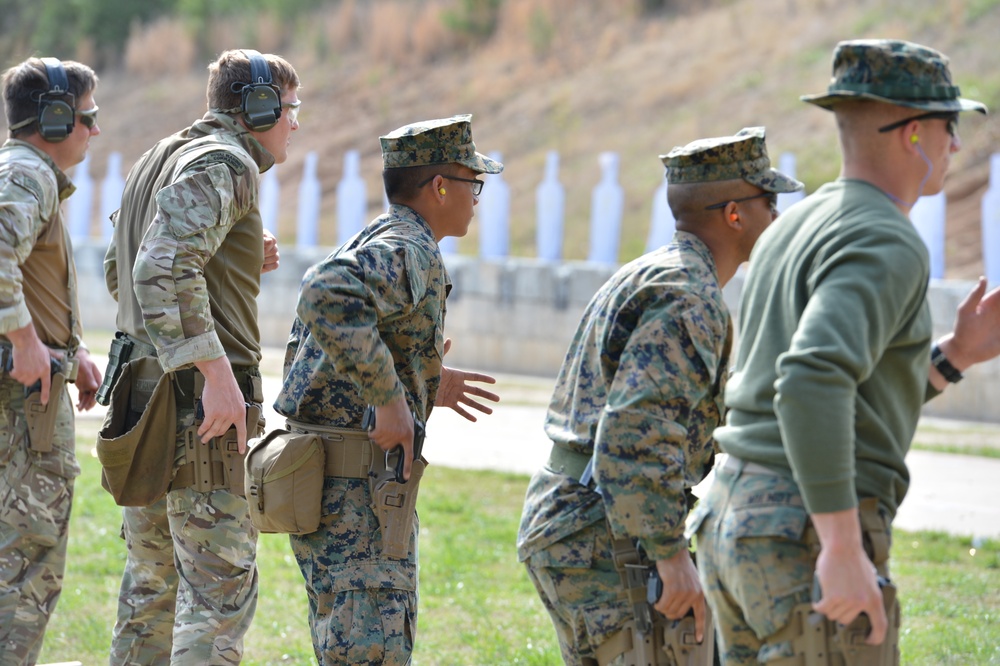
top-left (44, 0), bottom-right (1000, 276)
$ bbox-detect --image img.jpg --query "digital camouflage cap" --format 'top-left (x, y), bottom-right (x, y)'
top-left (660, 127), bottom-right (803, 194)
top-left (801, 39), bottom-right (988, 114)
top-left (380, 114), bottom-right (503, 174)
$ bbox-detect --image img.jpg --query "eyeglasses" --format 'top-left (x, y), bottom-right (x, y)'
top-left (76, 106), bottom-right (98, 129)
top-left (418, 174), bottom-right (484, 196)
top-left (877, 111), bottom-right (959, 137)
top-left (704, 191), bottom-right (777, 213)
top-left (281, 101), bottom-right (301, 124)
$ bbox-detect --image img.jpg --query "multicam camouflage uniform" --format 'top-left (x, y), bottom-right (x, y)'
top-left (274, 114), bottom-right (501, 666)
top-left (0, 140), bottom-right (81, 666)
top-left (518, 128), bottom-right (802, 666)
top-left (105, 112), bottom-right (271, 665)
top-left (691, 40), bottom-right (988, 665)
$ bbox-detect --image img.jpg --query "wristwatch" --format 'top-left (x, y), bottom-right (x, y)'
top-left (930, 343), bottom-right (963, 383)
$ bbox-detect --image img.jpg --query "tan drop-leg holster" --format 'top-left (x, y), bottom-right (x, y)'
top-left (592, 532), bottom-right (716, 666)
top-left (767, 499), bottom-right (900, 666)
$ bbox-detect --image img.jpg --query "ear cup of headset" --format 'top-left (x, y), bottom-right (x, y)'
top-left (37, 98), bottom-right (74, 142)
top-left (241, 50), bottom-right (282, 131)
top-left (38, 57), bottom-right (74, 143)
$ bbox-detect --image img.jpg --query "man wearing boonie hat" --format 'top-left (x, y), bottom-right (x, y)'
top-left (691, 39), bottom-right (1000, 665)
top-left (518, 128), bottom-right (801, 665)
top-left (274, 114), bottom-right (501, 665)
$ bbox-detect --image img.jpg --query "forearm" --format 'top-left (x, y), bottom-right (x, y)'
top-left (596, 407), bottom-right (690, 561)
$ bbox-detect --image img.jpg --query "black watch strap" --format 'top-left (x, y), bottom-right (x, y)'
top-left (931, 343), bottom-right (964, 383)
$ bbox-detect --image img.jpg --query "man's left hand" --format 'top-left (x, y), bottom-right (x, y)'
top-left (436, 339), bottom-right (499, 421)
top-left (74, 348), bottom-right (102, 411)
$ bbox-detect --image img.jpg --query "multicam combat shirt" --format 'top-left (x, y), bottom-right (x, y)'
top-left (0, 140), bottom-right (80, 348)
top-left (519, 231), bottom-right (731, 562)
top-left (105, 113), bottom-right (271, 370)
top-left (275, 204), bottom-right (449, 427)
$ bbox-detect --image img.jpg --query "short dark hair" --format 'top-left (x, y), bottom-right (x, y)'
top-left (3, 58), bottom-right (98, 139)
top-left (383, 163), bottom-right (460, 203)
top-left (207, 49), bottom-right (300, 112)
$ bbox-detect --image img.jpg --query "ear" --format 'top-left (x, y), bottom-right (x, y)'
top-left (724, 201), bottom-right (742, 230)
top-left (901, 119), bottom-right (923, 153)
top-left (433, 174), bottom-right (448, 202)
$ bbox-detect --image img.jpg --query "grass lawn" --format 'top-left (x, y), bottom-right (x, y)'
top-left (35, 418), bottom-right (1000, 665)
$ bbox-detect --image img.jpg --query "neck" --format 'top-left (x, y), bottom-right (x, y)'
top-left (680, 227), bottom-right (740, 287)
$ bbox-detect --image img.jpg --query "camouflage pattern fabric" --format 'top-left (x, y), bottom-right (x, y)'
top-left (275, 204), bottom-right (448, 425)
top-left (0, 378), bottom-right (77, 666)
top-left (290, 476), bottom-right (416, 666)
top-left (274, 203), bottom-right (446, 664)
top-left (689, 460), bottom-right (896, 665)
top-left (107, 112), bottom-right (270, 663)
top-left (523, 518), bottom-right (630, 665)
top-left (0, 140), bottom-right (79, 347)
top-left (518, 233), bottom-right (732, 660)
top-left (105, 112), bottom-right (270, 372)
top-left (110, 399), bottom-right (258, 665)
top-left (662, 127), bottom-right (803, 194)
top-left (0, 137), bottom-right (81, 666)
top-left (801, 39), bottom-right (987, 113)
top-left (380, 114), bottom-right (503, 174)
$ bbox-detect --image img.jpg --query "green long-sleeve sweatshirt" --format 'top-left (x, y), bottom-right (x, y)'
top-left (716, 179), bottom-right (937, 518)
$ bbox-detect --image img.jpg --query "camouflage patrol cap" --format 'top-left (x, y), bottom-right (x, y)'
top-left (380, 114), bottom-right (503, 174)
top-left (660, 127), bottom-right (803, 194)
top-left (801, 39), bottom-right (987, 114)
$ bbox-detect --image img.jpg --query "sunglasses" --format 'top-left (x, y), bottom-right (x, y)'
top-left (281, 100), bottom-right (301, 124)
top-left (704, 190), bottom-right (777, 212)
top-left (877, 111), bottom-right (959, 137)
top-left (76, 106), bottom-right (99, 130)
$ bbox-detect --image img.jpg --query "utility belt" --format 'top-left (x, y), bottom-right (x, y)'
top-left (285, 419), bottom-right (378, 478)
top-left (243, 416), bottom-right (425, 558)
top-left (546, 443), bottom-right (591, 481)
top-left (0, 341), bottom-right (80, 453)
top-left (722, 456), bottom-right (899, 666)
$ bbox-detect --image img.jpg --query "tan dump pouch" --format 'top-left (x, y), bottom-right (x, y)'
top-left (768, 582), bottom-right (900, 666)
top-left (96, 356), bottom-right (176, 507)
top-left (24, 372), bottom-right (67, 453)
top-left (244, 429), bottom-right (326, 535)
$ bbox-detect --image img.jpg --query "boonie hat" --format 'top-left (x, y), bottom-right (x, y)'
top-left (801, 39), bottom-right (987, 114)
top-left (380, 114), bottom-right (503, 174)
top-left (660, 127), bottom-right (803, 194)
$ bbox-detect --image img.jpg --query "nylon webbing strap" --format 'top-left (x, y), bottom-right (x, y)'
top-left (285, 419), bottom-right (377, 479)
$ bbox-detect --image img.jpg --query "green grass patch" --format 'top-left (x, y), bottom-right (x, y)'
top-left (36, 425), bottom-right (1000, 664)
top-left (910, 442), bottom-right (1000, 459)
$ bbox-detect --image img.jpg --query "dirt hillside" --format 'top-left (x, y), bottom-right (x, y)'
top-left (70, 0), bottom-right (1000, 278)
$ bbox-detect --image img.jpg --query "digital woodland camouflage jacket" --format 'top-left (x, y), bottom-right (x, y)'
top-left (519, 232), bottom-right (731, 562)
top-left (275, 204), bottom-right (449, 427)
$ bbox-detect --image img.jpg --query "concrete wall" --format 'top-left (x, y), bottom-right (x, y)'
top-left (74, 241), bottom-right (1000, 423)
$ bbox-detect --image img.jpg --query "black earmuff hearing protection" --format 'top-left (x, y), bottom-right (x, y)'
top-left (37, 57), bottom-right (75, 143)
top-left (236, 50), bottom-right (282, 131)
